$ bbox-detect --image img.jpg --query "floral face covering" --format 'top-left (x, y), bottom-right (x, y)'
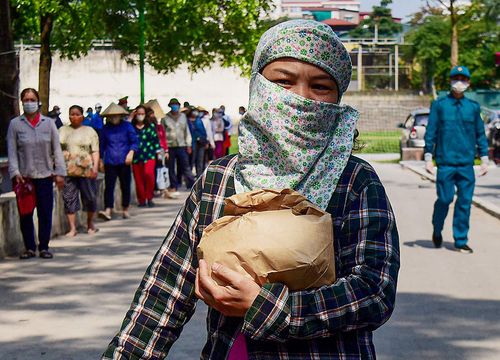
top-left (235, 19), bottom-right (359, 210)
top-left (235, 73), bottom-right (359, 209)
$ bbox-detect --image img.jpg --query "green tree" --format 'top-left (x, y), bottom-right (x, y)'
top-left (0, 0), bottom-right (19, 156)
top-left (349, 0), bottom-right (402, 39)
top-left (11, 1), bottom-right (274, 111)
top-left (11, 0), bottom-right (100, 114)
top-left (404, 0), bottom-right (499, 92)
top-left (98, 0), bottom-right (274, 76)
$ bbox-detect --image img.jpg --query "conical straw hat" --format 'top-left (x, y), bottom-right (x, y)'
top-left (101, 102), bottom-right (129, 116)
top-left (144, 99), bottom-right (166, 119)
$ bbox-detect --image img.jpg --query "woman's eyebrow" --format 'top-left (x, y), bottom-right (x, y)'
top-left (271, 68), bottom-right (295, 77)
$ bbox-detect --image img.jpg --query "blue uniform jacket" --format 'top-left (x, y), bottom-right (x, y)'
top-left (424, 93), bottom-right (488, 166)
top-left (100, 121), bottom-right (139, 166)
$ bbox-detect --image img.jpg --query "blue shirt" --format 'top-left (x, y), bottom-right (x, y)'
top-left (91, 113), bottom-right (104, 131)
top-left (83, 115), bottom-right (93, 127)
top-left (424, 93), bottom-right (488, 166)
top-left (100, 121), bottom-right (139, 165)
top-left (192, 117), bottom-right (207, 143)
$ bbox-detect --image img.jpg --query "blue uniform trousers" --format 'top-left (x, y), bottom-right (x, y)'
top-left (432, 165), bottom-right (475, 246)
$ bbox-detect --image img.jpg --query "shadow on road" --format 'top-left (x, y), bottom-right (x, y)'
top-left (375, 292), bottom-right (500, 360)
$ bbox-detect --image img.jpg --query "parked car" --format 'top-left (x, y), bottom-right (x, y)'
top-left (482, 107), bottom-right (500, 164)
top-left (398, 108), bottom-right (429, 154)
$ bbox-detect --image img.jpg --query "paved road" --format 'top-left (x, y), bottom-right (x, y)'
top-left (0, 161), bottom-right (499, 360)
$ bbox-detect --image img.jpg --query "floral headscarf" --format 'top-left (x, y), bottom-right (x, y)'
top-left (235, 20), bottom-right (359, 209)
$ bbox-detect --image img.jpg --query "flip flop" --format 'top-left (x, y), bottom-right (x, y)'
top-left (87, 228), bottom-right (99, 235)
top-left (98, 211), bottom-right (112, 221)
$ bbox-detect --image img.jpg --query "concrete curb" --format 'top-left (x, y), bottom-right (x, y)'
top-left (400, 162), bottom-right (500, 220)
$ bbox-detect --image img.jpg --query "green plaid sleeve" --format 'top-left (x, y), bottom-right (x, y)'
top-left (242, 180), bottom-right (400, 342)
top-left (102, 178), bottom-right (203, 359)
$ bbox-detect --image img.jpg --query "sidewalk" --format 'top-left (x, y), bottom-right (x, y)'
top-left (0, 193), bottom-right (191, 359)
top-left (400, 161), bottom-right (500, 219)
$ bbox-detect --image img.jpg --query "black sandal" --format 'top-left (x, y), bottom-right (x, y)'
top-left (39, 250), bottom-right (53, 259)
top-left (19, 250), bottom-right (36, 260)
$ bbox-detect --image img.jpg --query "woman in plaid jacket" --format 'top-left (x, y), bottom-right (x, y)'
top-left (103, 20), bottom-right (400, 360)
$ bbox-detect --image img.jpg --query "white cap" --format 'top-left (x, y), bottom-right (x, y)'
top-left (95, 103), bottom-right (102, 108)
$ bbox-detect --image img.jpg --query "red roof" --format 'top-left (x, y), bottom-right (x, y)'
top-left (321, 18), bottom-right (357, 26)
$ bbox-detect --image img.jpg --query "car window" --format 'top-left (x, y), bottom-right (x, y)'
top-left (414, 114), bottom-right (429, 127)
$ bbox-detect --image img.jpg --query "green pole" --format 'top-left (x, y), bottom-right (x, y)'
top-left (139, 0), bottom-right (145, 103)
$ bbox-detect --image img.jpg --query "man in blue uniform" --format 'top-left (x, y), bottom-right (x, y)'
top-left (424, 65), bottom-right (489, 253)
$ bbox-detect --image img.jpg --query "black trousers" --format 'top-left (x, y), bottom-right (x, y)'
top-left (104, 164), bottom-right (131, 209)
top-left (19, 177), bottom-right (53, 252)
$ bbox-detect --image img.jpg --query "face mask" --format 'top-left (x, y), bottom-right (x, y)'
top-left (136, 114), bottom-right (145, 122)
top-left (109, 116), bottom-right (121, 125)
top-left (192, 111), bottom-right (199, 117)
top-left (451, 80), bottom-right (469, 94)
top-left (56, 110), bottom-right (61, 115)
top-left (235, 73), bottom-right (359, 210)
top-left (170, 104), bottom-right (180, 112)
top-left (23, 102), bottom-right (39, 114)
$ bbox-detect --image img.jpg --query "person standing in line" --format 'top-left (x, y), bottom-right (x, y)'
top-left (83, 107), bottom-right (94, 126)
top-left (59, 105), bottom-right (100, 236)
top-left (148, 108), bottom-right (169, 196)
top-left (161, 98), bottom-right (194, 196)
top-left (118, 96), bottom-right (130, 112)
top-left (424, 65), bottom-right (489, 254)
top-left (131, 105), bottom-right (161, 207)
top-left (210, 108), bottom-right (225, 159)
top-left (47, 105), bottom-right (64, 129)
top-left (91, 103), bottom-right (104, 134)
top-left (199, 106), bottom-right (215, 165)
top-left (98, 103), bottom-right (138, 220)
top-left (219, 105), bottom-right (232, 155)
top-left (7, 88), bottom-right (66, 259)
top-left (187, 108), bottom-right (209, 177)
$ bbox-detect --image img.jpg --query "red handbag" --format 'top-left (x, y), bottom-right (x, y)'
top-left (14, 179), bottom-right (37, 216)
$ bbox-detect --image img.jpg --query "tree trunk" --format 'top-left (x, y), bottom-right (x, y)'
top-left (38, 13), bottom-right (54, 115)
top-left (449, 0), bottom-right (459, 67)
top-left (0, 0), bottom-right (20, 156)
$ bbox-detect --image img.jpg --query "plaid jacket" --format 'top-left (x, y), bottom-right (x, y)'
top-left (103, 154), bottom-right (400, 360)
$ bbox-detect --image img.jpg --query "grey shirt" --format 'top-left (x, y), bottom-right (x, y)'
top-left (7, 114), bottom-right (67, 179)
top-left (161, 112), bottom-right (192, 148)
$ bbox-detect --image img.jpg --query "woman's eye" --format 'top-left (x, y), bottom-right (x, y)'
top-left (273, 78), bottom-right (291, 86)
top-left (312, 83), bottom-right (333, 91)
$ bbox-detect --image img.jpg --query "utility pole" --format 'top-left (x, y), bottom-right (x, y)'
top-left (357, 45), bottom-right (363, 91)
top-left (138, 0), bottom-right (145, 103)
top-left (394, 44), bottom-right (399, 92)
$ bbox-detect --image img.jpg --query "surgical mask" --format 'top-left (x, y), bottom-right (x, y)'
top-left (170, 104), bottom-right (180, 112)
top-left (23, 102), bottom-right (39, 114)
top-left (136, 114), bottom-right (145, 122)
top-left (451, 80), bottom-right (469, 94)
top-left (192, 111), bottom-right (199, 117)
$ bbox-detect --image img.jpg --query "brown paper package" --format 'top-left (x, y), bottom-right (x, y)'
top-left (197, 189), bottom-right (335, 291)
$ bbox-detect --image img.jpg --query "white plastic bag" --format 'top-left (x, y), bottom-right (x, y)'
top-left (156, 166), bottom-right (169, 190)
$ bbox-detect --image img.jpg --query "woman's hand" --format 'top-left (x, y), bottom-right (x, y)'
top-left (90, 167), bottom-right (99, 179)
top-left (125, 151), bottom-right (134, 165)
top-left (55, 175), bottom-right (65, 189)
top-left (98, 160), bottom-right (105, 173)
top-left (195, 259), bottom-right (261, 317)
top-left (15, 175), bottom-right (24, 184)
